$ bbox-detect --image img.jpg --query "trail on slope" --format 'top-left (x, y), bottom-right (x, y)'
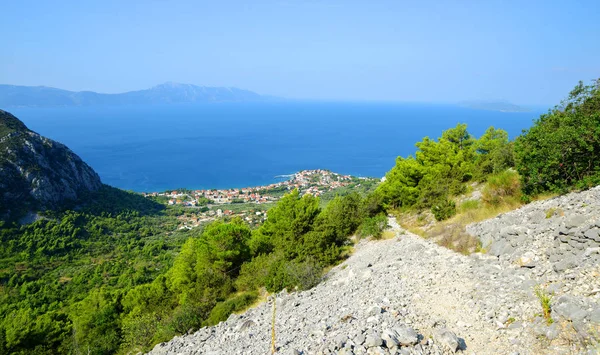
top-left (150, 217), bottom-right (547, 355)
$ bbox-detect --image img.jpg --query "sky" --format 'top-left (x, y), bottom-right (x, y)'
top-left (1, 0), bottom-right (599, 105)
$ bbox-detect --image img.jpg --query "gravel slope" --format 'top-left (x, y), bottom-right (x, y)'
top-left (149, 189), bottom-right (600, 355)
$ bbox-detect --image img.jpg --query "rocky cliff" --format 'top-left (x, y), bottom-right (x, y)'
top-left (148, 189), bottom-right (600, 355)
top-left (0, 109), bottom-right (102, 219)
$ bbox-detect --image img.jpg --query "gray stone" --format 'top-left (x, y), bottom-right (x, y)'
top-left (583, 228), bottom-right (599, 241)
top-left (548, 253), bottom-right (561, 263)
top-left (501, 225), bottom-right (519, 236)
top-left (334, 334), bottom-right (348, 349)
top-left (565, 215), bottom-right (587, 229)
top-left (236, 319), bottom-right (256, 332)
top-left (433, 328), bottom-right (460, 352)
top-left (392, 326), bottom-right (419, 346)
top-left (546, 282), bottom-right (562, 295)
top-left (568, 238), bottom-right (586, 250)
top-left (489, 240), bottom-right (507, 257)
top-left (553, 256), bottom-right (579, 272)
top-left (364, 334), bottom-right (383, 348)
top-left (367, 305), bottom-right (382, 316)
top-left (589, 308), bottom-right (600, 323)
top-left (553, 295), bottom-right (589, 322)
top-left (488, 240), bottom-right (516, 257)
top-left (559, 226), bottom-right (573, 235)
top-left (381, 329), bottom-right (400, 348)
top-left (558, 234), bottom-right (571, 243)
top-left (354, 333), bottom-right (366, 345)
top-left (546, 322), bottom-right (561, 340)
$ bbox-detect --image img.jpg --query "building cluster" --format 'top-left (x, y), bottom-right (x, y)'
top-left (176, 209), bottom-right (268, 230)
top-left (143, 169), bottom-right (360, 229)
top-left (144, 169), bottom-right (354, 205)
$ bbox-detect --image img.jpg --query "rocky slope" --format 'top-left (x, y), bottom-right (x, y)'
top-left (0, 109), bottom-right (102, 219)
top-left (148, 188), bottom-right (600, 355)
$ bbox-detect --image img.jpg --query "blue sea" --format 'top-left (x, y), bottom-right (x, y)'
top-left (10, 102), bottom-right (544, 192)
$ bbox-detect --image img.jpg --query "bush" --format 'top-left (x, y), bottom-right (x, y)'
top-left (377, 124), bottom-right (514, 212)
top-left (431, 199), bottom-right (456, 221)
top-left (264, 258), bottom-right (323, 292)
top-left (236, 254), bottom-right (323, 293)
top-left (203, 292), bottom-right (258, 326)
top-left (357, 214), bottom-right (388, 239)
top-left (482, 170), bottom-right (520, 206)
top-left (515, 79), bottom-right (600, 195)
top-left (235, 253), bottom-right (278, 291)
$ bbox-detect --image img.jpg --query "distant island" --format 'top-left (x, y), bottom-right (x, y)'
top-left (0, 82), bottom-right (274, 107)
top-left (458, 100), bottom-right (531, 112)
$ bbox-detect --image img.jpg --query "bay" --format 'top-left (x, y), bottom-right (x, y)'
top-left (10, 101), bottom-right (543, 192)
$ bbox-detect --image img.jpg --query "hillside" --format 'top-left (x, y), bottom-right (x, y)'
top-left (0, 82), bottom-right (270, 107)
top-left (458, 101), bottom-right (531, 112)
top-left (149, 188), bottom-right (600, 355)
top-left (0, 109), bottom-right (102, 219)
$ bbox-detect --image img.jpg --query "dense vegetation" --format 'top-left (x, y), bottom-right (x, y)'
top-left (377, 79), bottom-right (600, 221)
top-left (515, 79), bottom-right (600, 196)
top-left (0, 186), bottom-right (384, 354)
top-left (376, 123), bottom-right (514, 220)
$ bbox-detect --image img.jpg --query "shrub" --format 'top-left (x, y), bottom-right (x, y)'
top-left (236, 254), bottom-right (323, 293)
top-left (459, 199), bottom-right (480, 212)
top-left (431, 199), bottom-right (456, 221)
top-left (235, 253), bottom-right (279, 292)
top-left (357, 214), bottom-right (388, 239)
top-left (431, 223), bottom-right (481, 255)
top-left (515, 79), bottom-right (600, 195)
top-left (482, 170), bottom-right (521, 206)
top-left (534, 286), bottom-right (553, 325)
top-left (264, 258), bottom-right (323, 292)
top-left (203, 292), bottom-right (258, 326)
top-left (377, 123), bottom-right (514, 211)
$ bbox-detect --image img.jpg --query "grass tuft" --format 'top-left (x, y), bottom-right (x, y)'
top-left (535, 286), bottom-right (553, 325)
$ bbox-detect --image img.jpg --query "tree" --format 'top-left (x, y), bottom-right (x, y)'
top-left (253, 190), bottom-right (321, 261)
top-left (475, 127), bottom-right (513, 176)
top-left (515, 79), bottom-right (600, 195)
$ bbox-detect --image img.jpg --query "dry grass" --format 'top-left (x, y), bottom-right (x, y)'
top-left (58, 276), bottom-right (72, 284)
top-left (394, 195), bottom-right (524, 255)
top-left (231, 289), bottom-right (268, 315)
top-left (428, 223), bottom-right (480, 255)
top-left (380, 230), bottom-right (396, 240)
top-left (390, 172), bottom-right (561, 255)
top-left (552, 320), bottom-right (600, 352)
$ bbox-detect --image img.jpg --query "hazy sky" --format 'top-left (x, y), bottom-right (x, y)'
top-left (2, 0), bottom-right (599, 105)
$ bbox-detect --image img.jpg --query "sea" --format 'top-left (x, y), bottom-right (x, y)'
top-left (10, 102), bottom-right (545, 193)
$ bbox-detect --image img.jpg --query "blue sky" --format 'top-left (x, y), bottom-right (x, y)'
top-left (2, 0), bottom-right (599, 105)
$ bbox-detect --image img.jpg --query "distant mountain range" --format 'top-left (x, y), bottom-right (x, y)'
top-left (458, 100), bottom-right (531, 112)
top-left (0, 82), bottom-right (273, 107)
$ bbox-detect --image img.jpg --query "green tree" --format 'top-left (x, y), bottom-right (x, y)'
top-left (515, 79), bottom-right (600, 195)
top-left (475, 126), bottom-right (514, 176)
top-left (252, 190), bottom-right (321, 261)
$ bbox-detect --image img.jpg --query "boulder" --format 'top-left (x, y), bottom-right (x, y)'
top-left (553, 256), bottom-right (579, 273)
top-left (364, 333), bottom-right (383, 348)
top-left (565, 215), bottom-right (587, 229)
top-left (433, 328), bottom-right (460, 353)
top-left (553, 295), bottom-right (589, 322)
top-left (392, 326), bottom-right (419, 346)
top-left (589, 308), bottom-right (600, 324)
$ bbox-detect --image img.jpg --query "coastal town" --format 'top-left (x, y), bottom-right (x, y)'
top-left (142, 169), bottom-right (378, 229)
